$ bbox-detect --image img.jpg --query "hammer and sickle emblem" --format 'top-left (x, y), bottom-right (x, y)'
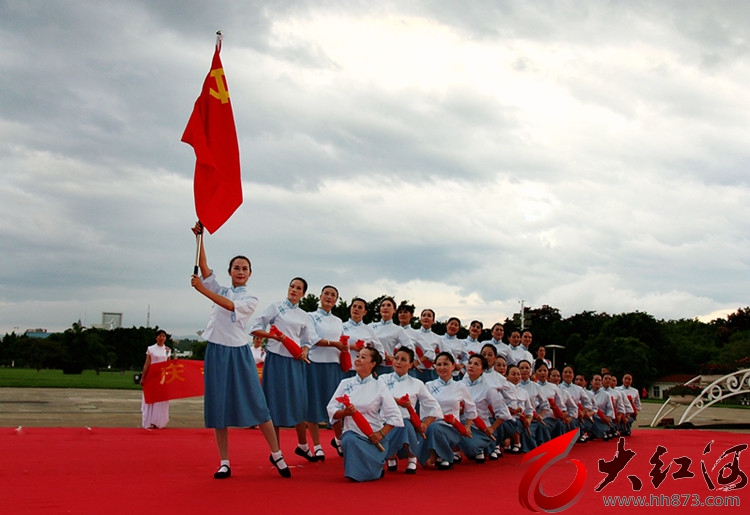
top-left (209, 68), bottom-right (230, 104)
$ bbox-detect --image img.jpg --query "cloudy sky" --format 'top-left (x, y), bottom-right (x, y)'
top-left (1, 0), bottom-right (749, 337)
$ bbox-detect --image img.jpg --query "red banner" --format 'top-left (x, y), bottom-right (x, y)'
top-left (142, 359), bottom-right (205, 404)
top-left (181, 38), bottom-right (242, 234)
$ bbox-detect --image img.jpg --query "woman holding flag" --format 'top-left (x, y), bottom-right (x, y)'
top-left (190, 223), bottom-right (290, 479)
top-left (139, 329), bottom-right (172, 429)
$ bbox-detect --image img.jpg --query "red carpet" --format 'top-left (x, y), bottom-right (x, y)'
top-left (1, 427), bottom-right (747, 514)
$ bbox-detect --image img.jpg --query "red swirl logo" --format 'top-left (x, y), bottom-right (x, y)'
top-left (519, 429), bottom-right (587, 512)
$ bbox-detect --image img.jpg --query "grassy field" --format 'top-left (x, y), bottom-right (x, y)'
top-left (0, 368), bottom-right (141, 390)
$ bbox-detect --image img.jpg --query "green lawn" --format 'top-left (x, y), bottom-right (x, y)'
top-left (0, 368), bottom-right (141, 390)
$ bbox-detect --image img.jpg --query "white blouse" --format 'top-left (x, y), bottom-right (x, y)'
top-left (379, 371), bottom-right (443, 420)
top-left (341, 319), bottom-right (385, 360)
top-left (307, 308), bottom-right (344, 364)
top-left (425, 377), bottom-right (478, 420)
top-left (250, 299), bottom-right (318, 357)
top-left (201, 272), bottom-right (258, 347)
top-left (461, 375), bottom-right (512, 424)
top-left (327, 374), bottom-right (404, 436)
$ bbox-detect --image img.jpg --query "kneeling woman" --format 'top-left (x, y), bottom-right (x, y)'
top-left (379, 347), bottom-right (443, 474)
top-left (460, 354), bottom-right (513, 461)
top-left (327, 347), bottom-right (403, 482)
top-left (418, 352), bottom-right (477, 470)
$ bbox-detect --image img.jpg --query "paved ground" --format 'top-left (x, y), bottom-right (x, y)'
top-left (1, 387), bottom-right (749, 430)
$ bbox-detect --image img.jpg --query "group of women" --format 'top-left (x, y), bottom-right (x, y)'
top-left (187, 224), bottom-right (637, 481)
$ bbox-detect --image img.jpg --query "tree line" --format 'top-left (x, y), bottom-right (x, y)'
top-left (2, 302), bottom-right (749, 388)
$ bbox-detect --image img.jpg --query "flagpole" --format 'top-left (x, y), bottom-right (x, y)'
top-left (193, 221), bottom-right (203, 275)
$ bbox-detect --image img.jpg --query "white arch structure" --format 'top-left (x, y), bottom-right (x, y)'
top-left (650, 368), bottom-right (750, 427)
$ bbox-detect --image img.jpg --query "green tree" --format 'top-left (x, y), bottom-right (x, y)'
top-left (299, 293), bottom-right (319, 312)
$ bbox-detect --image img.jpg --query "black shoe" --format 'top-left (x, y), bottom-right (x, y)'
top-left (387, 459), bottom-right (398, 472)
top-left (213, 464), bottom-right (231, 479)
top-left (314, 447), bottom-right (326, 462)
top-left (405, 463), bottom-right (417, 475)
top-left (295, 446), bottom-right (317, 462)
top-left (269, 454), bottom-right (292, 478)
top-left (330, 437), bottom-right (343, 457)
top-left (438, 460), bottom-right (454, 471)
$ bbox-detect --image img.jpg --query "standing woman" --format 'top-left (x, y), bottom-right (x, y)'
top-left (189, 223), bottom-right (289, 479)
top-left (250, 277), bottom-right (319, 461)
top-left (440, 316), bottom-right (465, 380)
top-left (409, 308), bottom-right (440, 382)
top-left (418, 352), bottom-right (478, 470)
top-left (370, 297), bottom-right (413, 375)
top-left (304, 285), bottom-right (346, 461)
top-left (140, 329), bottom-right (172, 429)
top-left (327, 347), bottom-right (403, 482)
top-left (379, 347), bottom-right (443, 474)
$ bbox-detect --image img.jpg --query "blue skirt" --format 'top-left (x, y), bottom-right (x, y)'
top-left (496, 418), bottom-right (522, 442)
top-left (418, 420), bottom-right (462, 465)
top-left (385, 417), bottom-right (420, 458)
top-left (204, 342), bottom-right (270, 429)
top-left (409, 368), bottom-right (437, 383)
top-left (262, 351), bottom-right (307, 427)
top-left (305, 361), bottom-right (344, 423)
top-left (377, 364), bottom-right (393, 377)
top-left (458, 429), bottom-right (494, 458)
top-left (342, 431), bottom-right (387, 482)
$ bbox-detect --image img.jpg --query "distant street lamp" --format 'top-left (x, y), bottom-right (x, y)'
top-left (545, 344), bottom-right (565, 369)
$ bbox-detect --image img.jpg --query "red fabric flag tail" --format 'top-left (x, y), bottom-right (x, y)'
top-left (472, 416), bottom-right (496, 441)
top-left (610, 396), bottom-right (619, 417)
top-left (336, 395), bottom-right (385, 451)
top-left (626, 394), bottom-right (637, 413)
top-left (142, 359), bottom-right (205, 403)
top-left (339, 336), bottom-right (352, 372)
top-left (443, 414), bottom-right (470, 437)
top-left (399, 394), bottom-right (424, 436)
top-left (181, 38), bottom-right (242, 234)
top-left (548, 398), bottom-right (566, 420)
top-left (268, 325), bottom-right (305, 361)
top-left (414, 346), bottom-right (433, 369)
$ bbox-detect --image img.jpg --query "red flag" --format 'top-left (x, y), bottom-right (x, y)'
top-left (142, 359), bottom-right (205, 403)
top-left (336, 394), bottom-right (385, 451)
top-left (181, 37), bottom-right (242, 234)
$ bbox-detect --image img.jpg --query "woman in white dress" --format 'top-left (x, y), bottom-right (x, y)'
top-left (140, 329), bottom-right (171, 429)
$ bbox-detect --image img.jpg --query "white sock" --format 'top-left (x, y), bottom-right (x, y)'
top-left (334, 437), bottom-right (341, 445)
top-left (271, 450), bottom-right (288, 468)
top-left (298, 443), bottom-right (309, 451)
top-left (220, 459), bottom-right (230, 468)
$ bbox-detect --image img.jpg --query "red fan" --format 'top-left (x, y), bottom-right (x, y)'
top-left (269, 325), bottom-right (309, 363)
top-left (548, 397), bottom-right (566, 420)
top-left (339, 336), bottom-right (352, 372)
top-left (399, 394), bottom-right (425, 438)
top-left (336, 394), bottom-right (385, 451)
top-left (414, 346), bottom-right (433, 369)
top-left (472, 416), bottom-right (496, 441)
top-left (443, 414), bottom-right (470, 437)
